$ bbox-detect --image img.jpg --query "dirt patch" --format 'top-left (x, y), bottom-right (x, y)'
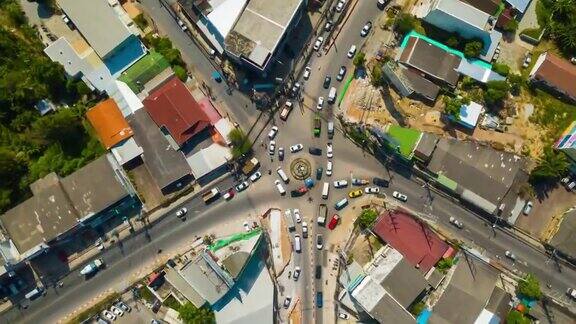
top-left (289, 298), bottom-right (302, 324)
top-left (128, 164), bottom-right (164, 210)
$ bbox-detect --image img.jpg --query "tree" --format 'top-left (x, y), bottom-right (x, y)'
top-left (517, 273), bottom-right (542, 300)
top-left (506, 310), bottom-right (530, 324)
top-left (30, 109), bottom-right (87, 155)
top-left (0, 149), bottom-right (27, 188)
top-left (227, 128), bottom-right (251, 158)
top-left (371, 63), bottom-right (385, 87)
top-left (484, 80), bottom-right (510, 106)
top-left (173, 65), bottom-right (188, 82)
top-left (436, 257), bottom-right (455, 273)
top-left (508, 74), bottom-right (525, 95)
top-left (178, 303), bottom-right (215, 324)
top-left (444, 96), bottom-right (469, 118)
top-left (553, 22), bottom-right (576, 53)
top-left (356, 208), bottom-right (378, 229)
top-left (492, 63), bottom-right (510, 76)
top-left (353, 52), bottom-right (366, 67)
top-left (463, 40), bottom-right (483, 58)
top-left (395, 14), bottom-right (423, 35)
top-left (503, 20), bottom-right (519, 33)
top-left (530, 147), bottom-right (569, 182)
top-left (446, 36), bottom-right (460, 49)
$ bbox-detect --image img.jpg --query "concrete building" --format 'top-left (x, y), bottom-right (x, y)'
top-left (0, 155), bottom-right (139, 262)
top-left (529, 52), bottom-right (576, 103)
top-left (415, 0), bottom-right (502, 62)
top-left (383, 62), bottom-right (441, 103)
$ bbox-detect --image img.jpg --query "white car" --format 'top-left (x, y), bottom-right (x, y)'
top-left (339, 313), bottom-right (350, 319)
top-left (175, 207), bottom-right (188, 218)
top-left (347, 45), bottom-right (357, 58)
top-left (302, 222), bottom-right (308, 238)
top-left (317, 96), bottom-right (324, 110)
top-left (268, 126), bottom-right (279, 140)
top-left (336, 0), bottom-right (345, 12)
top-left (303, 66), bottom-right (311, 80)
top-left (392, 191), bottom-right (407, 202)
top-left (449, 216), bottom-right (464, 229)
top-left (505, 250), bottom-right (517, 261)
top-left (102, 310), bottom-right (116, 321)
top-left (110, 305), bottom-right (124, 317)
top-left (313, 36), bottom-right (324, 51)
top-left (326, 142), bottom-right (333, 158)
top-left (290, 143), bottom-right (304, 153)
top-left (567, 288), bottom-right (576, 300)
top-left (326, 161), bottom-right (333, 176)
top-left (269, 140), bottom-right (276, 155)
top-left (293, 209), bottom-right (302, 223)
top-left (293, 266), bottom-right (301, 281)
top-left (274, 179), bottom-right (285, 194)
top-left (243, 221), bottom-right (251, 232)
top-left (283, 296), bottom-right (292, 309)
top-left (249, 171), bottom-right (262, 182)
top-left (235, 181), bottom-right (249, 192)
top-left (177, 19), bottom-right (188, 31)
top-left (523, 201), bottom-right (533, 215)
top-left (316, 234), bottom-right (324, 250)
top-left (360, 21), bottom-right (372, 37)
top-left (333, 180), bottom-right (348, 188)
top-left (364, 186), bottom-right (380, 194)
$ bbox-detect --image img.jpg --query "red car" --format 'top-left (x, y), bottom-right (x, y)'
top-left (328, 214), bottom-right (340, 230)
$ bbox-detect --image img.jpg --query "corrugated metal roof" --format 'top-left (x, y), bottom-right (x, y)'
top-left (86, 98), bottom-right (134, 149)
top-left (505, 0), bottom-right (531, 13)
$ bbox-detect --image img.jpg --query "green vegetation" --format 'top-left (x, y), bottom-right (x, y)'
top-left (353, 52), bottom-right (366, 67)
top-left (520, 27), bottom-right (543, 40)
top-left (133, 13), bottom-right (149, 31)
top-left (178, 303), bottom-right (215, 324)
top-left (228, 128), bottom-right (252, 159)
top-left (118, 50), bottom-right (171, 92)
top-left (163, 295), bottom-right (182, 311)
top-left (506, 310), bottom-right (531, 324)
top-left (444, 96), bottom-right (469, 118)
top-left (68, 292), bottom-right (121, 324)
top-left (484, 80), bottom-right (510, 106)
top-left (356, 208), bottom-right (378, 229)
top-left (409, 301), bottom-right (426, 316)
top-left (492, 62), bottom-right (510, 76)
top-left (463, 40), bottom-right (483, 58)
top-left (529, 89), bottom-right (576, 140)
top-left (395, 13), bottom-right (424, 35)
top-left (503, 20), bottom-right (519, 33)
top-left (536, 0), bottom-right (576, 56)
top-left (530, 147), bottom-right (569, 183)
top-left (370, 62), bottom-right (385, 87)
top-left (446, 36), bottom-right (459, 49)
top-left (507, 74), bottom-right (525, 95)
top-left (387, 126), bottom-right (421, 158)
top-left (0, 0), bottom-right (104, 213)
top-left (138, 285), bottom-right (156, 303)
top-left (436, 257), bottom-right (455, 274)
top-left (517, 273), bottom-right (543, 300)
top-left (143, 34), bottom-right (188, 82)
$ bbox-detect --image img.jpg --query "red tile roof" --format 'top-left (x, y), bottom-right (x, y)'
top-left (143, 76), bottom-right (217, 146)
top-left (372, 209), bottom-right (449, 272)
top-left (532, 53), bottom-right (576, 100)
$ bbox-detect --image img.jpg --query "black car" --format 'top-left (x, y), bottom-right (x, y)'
top-left (323, 76), bottom-right (331, 89)
top-left (315, 265), bottom-right (322, 279)
top-left (316, 167), bottom-right (323, 180)
top-left (373, 177), bottom-right (390, 187)
top-left (278, 147), bottom-right (285, 161)
top-left (309, 147), bottom-right (322, 155)
top-left (291, 190), bottom-right (306, 197)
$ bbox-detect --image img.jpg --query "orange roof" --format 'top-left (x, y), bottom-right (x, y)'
top-left (86, 99), bottom-right (133, 149)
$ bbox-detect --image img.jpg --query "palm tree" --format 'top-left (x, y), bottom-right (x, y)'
top-left (530, 147), bottom-right (569, 182)
top-left (227, 128), bottom-right (252, 159)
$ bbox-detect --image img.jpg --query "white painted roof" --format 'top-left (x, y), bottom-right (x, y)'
top-left (207, 0), bottom-right (247, 39)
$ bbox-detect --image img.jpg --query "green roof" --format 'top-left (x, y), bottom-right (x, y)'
top-left (387, 126), bottom-right (422, 159)
top-left (118, 50), bottom-right (170, 93)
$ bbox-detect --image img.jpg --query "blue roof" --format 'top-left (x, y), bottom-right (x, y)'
top-left (505, 0), bottom-right (531, 13)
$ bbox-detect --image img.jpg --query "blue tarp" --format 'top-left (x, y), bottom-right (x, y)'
top-left (417, 309), bottom-right (432, 324)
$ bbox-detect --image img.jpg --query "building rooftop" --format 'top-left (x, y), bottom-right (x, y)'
top-left (461, 0), bottom-right (502, 15)
top-left (225, 0), bottom-right (303, 68)
top-left (457, 101), bottom-right (483, 129)
top-left (58, 0), bottom-right (132, 58)
top-left (430, 254), bottom-right (499, 324)
top-left (414, 132), bottom-right (439, 162)
top-left (505, 0), bottom-right (531, 13)
top-left (143, 76), bottom-right (213, 147)
top-left (402, 68), bottom-right (442, 100)
top-left (178, 253), bottom-right (231, 305)
top-left (550, 210), bottom-right (576, 260)
top-left (185, 143), bottom-right (232, 179)
top-left (399, 37), bottom-right (461, 86)
top-left (530, 52), bottom-right (576, 100)
top-left (372, 209), bottom-right (449, 273)
top-left (87, 98), bottom-right (134, 149)
top-left (128, 110), bottom-right (191, 191)
top-left (381, 257), bottom-right (429, 308)
top-left (434, 0), bottom-right (491, 30)
top-left (427, 138), bottom-right (525, 207)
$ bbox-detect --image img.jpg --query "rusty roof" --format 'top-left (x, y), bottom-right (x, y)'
top-left (532, 52), bottom-right (576, 100)
top-left (87, 98), bottom-right (133, 149)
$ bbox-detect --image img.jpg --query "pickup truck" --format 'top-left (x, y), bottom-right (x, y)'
top-left (202, 188), bottom-right (220, 204)
top-left (314, 117), bottom-right (321, 137)
top-left (279, 102), bottom-right (293, 121)
top-left (241, 157), bottom-right (260, 175)
top-left (317, 204), bottom-right (327, 226)
top-left (80, 258), bottom-right (104, 276)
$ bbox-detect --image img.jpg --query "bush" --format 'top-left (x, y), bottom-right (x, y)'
top-left (436, 257), bottom-right (455, 273)
top-left (356, 208), bottom-right (378, 229)
top-left (520, 28), bottom-right (543, 39)
top-left (353, 52), bottom-right (366, 67)
top-left (371, 63), bottom-right (385, 87)
top-left (134, 13), bottom-right (149, 30)
top-left (507, 310), bottom-right (530, 324)
top-left (503, 20), bottom-right (519, 33)
top-left (173, 65), bottom-right (188, 82)
top-left (484, 80), bottom-right (510, 106)
top-left (492, 63), bottom-right (510, 76)
top-left (444, 96), bottom-right (469, 118)
top-left (446, 36), bottom-right (459, 48)
top-left (517, 273), bottom-right (542, 300)
top-left (395, 14), bottom-right (424, 35)
top-left (463, 40), bottom-right (483, 58)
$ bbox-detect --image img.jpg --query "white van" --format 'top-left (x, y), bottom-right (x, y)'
top-left (25, 287), bottom-right (44, 300)
top-left (322, 182), bottom-right (330, 199)
top-left (335, 198), bottom-right (349, 210)
top-left (328, 87), bottom-right (337, 104)
top-left (275, 180), bottom-right (286, 195)
top-left (327, 121), bottom-right (334, 139)
top-left (277, 167), bottom-right (290, 184)
top-left (294, 234), bottom-right (302, 253)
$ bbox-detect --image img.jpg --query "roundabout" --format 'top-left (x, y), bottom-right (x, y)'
top-left (290, 158), bottom-right (312, 180)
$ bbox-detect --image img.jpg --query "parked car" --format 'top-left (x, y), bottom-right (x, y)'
top-left (328, 214), bottom-right (340, 230)
top-left (326, 143), bottom-right (333, 158)
top-left (505, 250), bottom-right (517, 261)
top-left (316, 234), bottom-right (324, 250)
top-left (317, 96), bottom-right (325, 110)
top-left (377, 0), bottom-right (389, 9)
top-left (364, 186), bottom-right (380, 194)
top-left (316, 167), bottom-right (323, 180)
top-left (347, 45), bottom-right (357, 58)
top-left (268, 126), bottom-right (279, 140)
top-left (177, 19), bottom-right (188, 31)
top-left (323, 76), bottom-right (331, 89)
top-left (243, 221), bottom-right (251, 232)
top-left (110, 305), bottom-right (124, 317)
top-left (313, 36), bottom-right (324, 51)
top-left (352, 178), bottom-right (369, 186)
top-left (567, 288), bottom-right (576, 300)
top-left (302, 221), bottom-right (309, 238)
top-left (449, 216), bottom-right (464, 229)
top-left (326, 161), bottom-right (333, 176)
top-left (293, 209), bottom-right (302, 223)
top-left (339, 312), bottom-right (350, 319)
top-left (116, 301), bottom-right (131, 313)
top-left (309, 147), bottom-right (322, 155)
top-left (348, 189), bottom-right (362, 198)
top-left (283, 296), bottom-right (292, 308)
top-left (373, 177), bottom-right (390, 187)
top-left (269, 140), bottom-right (276, 155)
top-left (333, 180), bottom-right (348, 188)
top-left (336, 66), bottom-right (347, 81)
top-left (278, 147), bottom-right (285, 161)
top-left (523, 201), bottom-right (533, 215)
top-left (392, 191), bottom-right (407, 202)
top-left (316, 291), bottom-right (323, 308)
top-left (175, 207), bottom-right (187, 218)
top-left (324, 20), bottom-right (333, 32)
top-left (290, 144), bottom-right (304, 153)
top-left (249, 171), bottom-right (262, 182)
top-left (235, 181), bottom-right (249, 192)
top-left (336, 0), bottom-right (345, 12)
top-left (303, 66), bottom-right (311, 80)
top-left (293, 266), bottom-right (301, 281)
top-left (101, 310), bottom-right (116, 321)
top-left (360, 21), bottom-right (372, 37)
top-left (222, 189), bottom-right (234, 200)
top-left (315, 265), bottom-right (322, 279)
